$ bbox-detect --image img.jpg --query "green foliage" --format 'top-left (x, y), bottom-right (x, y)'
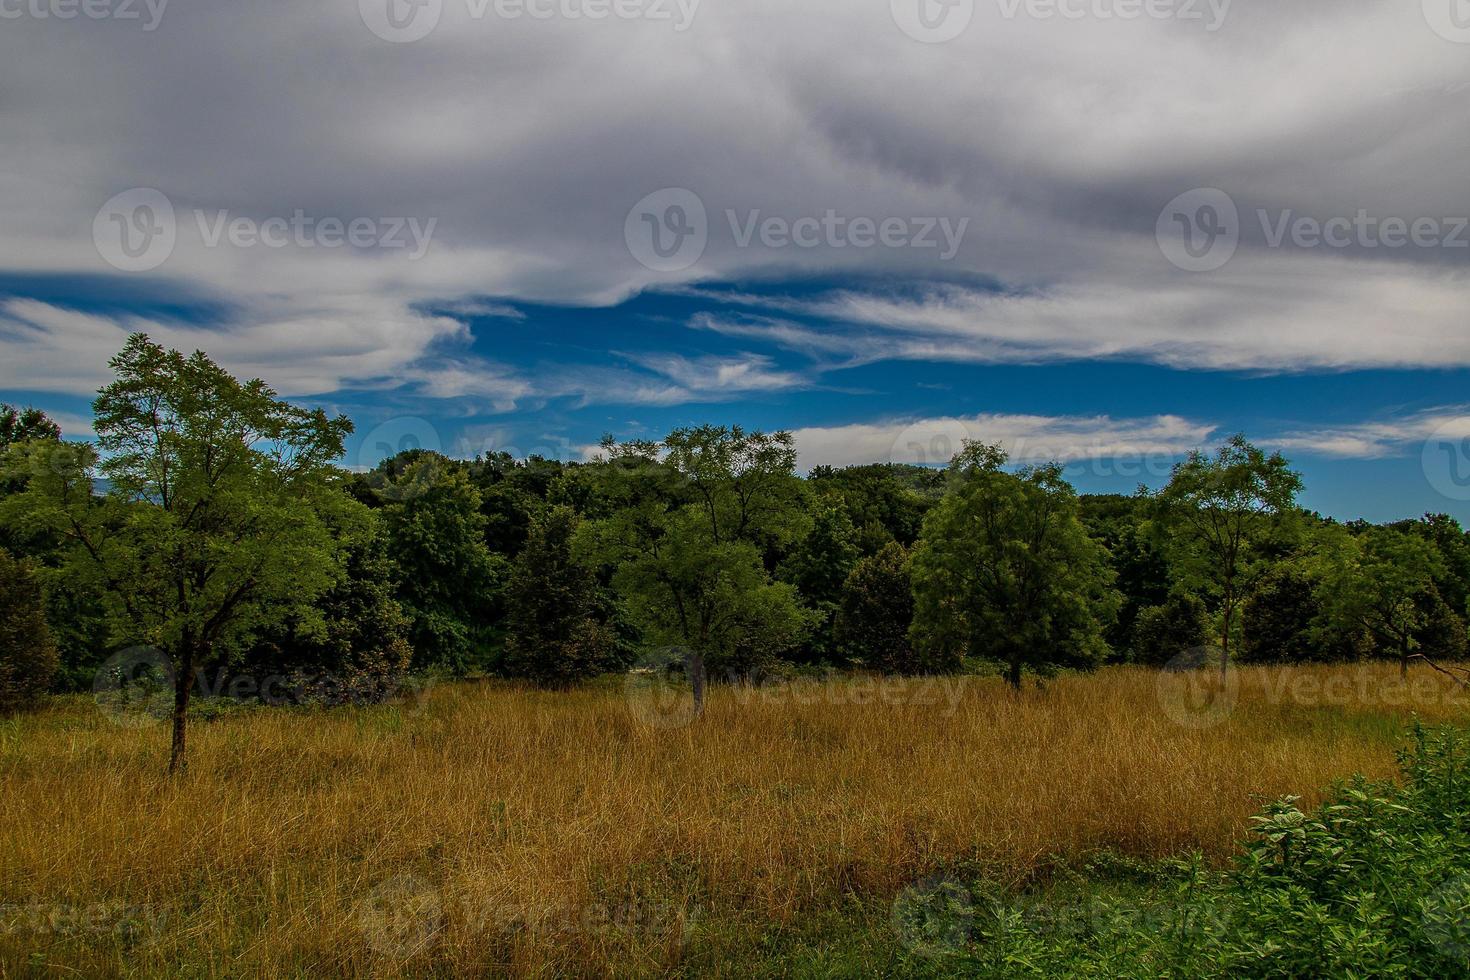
top-left (807, 463), bottom-right (939, 553)
top-left (1130, 593), bottom-right (1208, 667)
top-left (0, 335), bottom-right (355, 770)
top-left (778, 500), bottom-right (860, 664)
top-left (1240, 569), bottom-right (1336, 664)
top-left (501, 506), bottom-right (617, 687)
top-left (583, 427), bottom-right (813, 681)
top-left (1316, 525), bottom-right (1449, 671)
top-left (1154, 435), bottom-right (1302, 671)
top-left (833, 541), bottom-right (919, 674)
top-left (916, 724), bottom-right (1470, 977)
top-left (376, 455), bottom-right (508, 674)
top-left (0, 549), bottom-right (58, 712)
top-left (242, 509), bottom-right (413, 704)
top-left (0, 405), bottom-right (61, 449)
top-left (910, 442), bottom-right (1120, 686)
top-left (1079, 494), bottom-right (1172, 661)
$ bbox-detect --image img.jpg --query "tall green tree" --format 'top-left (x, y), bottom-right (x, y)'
top-left (1154, 436), bottom-right (1302, 677)
top-left (778, 499), bottom-right (860, 664)
top-left (910, 442), bottom-right (1119, 688)
top-left (376, 454), bottom-right (507, 674)
top-left (583, 427), bottom-right (812, 715)
top-left (502, 506), bottom-right (615, 688)
top-left (833, 541), bottom-right (919, 674)
top-left (1, 335), bottom-right (353, 772)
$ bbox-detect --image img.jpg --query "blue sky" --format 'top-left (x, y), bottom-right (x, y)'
top-left (4, 271), bottom-right (1468, 524)
top-left (1, 0), bottom-right (1468, 524)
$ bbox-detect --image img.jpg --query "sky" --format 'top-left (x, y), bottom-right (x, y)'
top-left (1, 0), bottom-right (1468, 523)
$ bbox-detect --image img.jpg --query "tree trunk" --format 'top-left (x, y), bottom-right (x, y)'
top-left (1220, 602), bottom-right (1232, 680)
top-left (168, 659), bottom-right (196, 775)
top-left (1401, 637), bottom-right (1410, 679)
top-left (688, 649), bottom-right (706, 719)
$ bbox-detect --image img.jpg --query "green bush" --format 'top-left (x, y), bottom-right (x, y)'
top-left (944, 723), bottom-right (1470, 977)
top-left (1131, 593), bottom-right (1208, 667)
top-left (0, 549), bottom-right (59, 712)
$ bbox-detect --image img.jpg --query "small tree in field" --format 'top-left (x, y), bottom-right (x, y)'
top-left (910, 442), bottom-right (1119, 689)
top-left (1155, 436), bottom-right (1301, 678)
top-left (0, 549), bottom-right (59, 712)
top-left (502, 506), bottom-right (614, 688)
top-left (833, 541), bottom-right (920, 674)
top-left (1, 334), bottom-right (354, 773)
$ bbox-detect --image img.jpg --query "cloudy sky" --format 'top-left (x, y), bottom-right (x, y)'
top-left (1, 0), bottom-right (1468, 520)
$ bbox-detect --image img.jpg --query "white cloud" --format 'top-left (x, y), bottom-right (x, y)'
top-left (791, 411), bottom-right (1216, 470)
top-left (1271, 409), bottom-right (1470, 459)
top-left (1, 0), bottom-right (1468, 395)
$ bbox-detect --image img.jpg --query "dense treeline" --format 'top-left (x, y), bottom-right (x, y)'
top-left (2, 337), bottom-right (1469, 768)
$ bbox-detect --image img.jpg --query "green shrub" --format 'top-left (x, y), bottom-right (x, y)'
top-left (945, 723), bottom-right (1470, 977)
top-left (0, 549), bottom-right (59, 712)
top-left (1131, 593), bottom-right (1208, 667)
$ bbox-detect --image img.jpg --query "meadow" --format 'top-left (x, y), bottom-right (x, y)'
top-left (3, 662), bottom-right (1468, 977)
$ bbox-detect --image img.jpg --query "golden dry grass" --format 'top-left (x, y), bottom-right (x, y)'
top-left (2, 662), bottom-right (1467, 977)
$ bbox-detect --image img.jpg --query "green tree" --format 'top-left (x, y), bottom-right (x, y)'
top-left (377, 455), bottom-right (507, 674)
top-left (777, 499), bottom-right (860, 664)
top-left (1316, 526), bottom-right (1446, 676)
top-left (0, 549), bottom-right (59, 712)
top-left (502, 506), bottom-right (615, 688)
top-left (1240, 569), bottom-right (1327, 664)
top-left (1131, 593), bottom-right (1209, 667)
top-left (583, 427), bottom-right (812, 715)
top-left (0, 405), bottom-right (61, 449)
top-left (1154, 436), bottom-right (1302, 677)
top-left (833, 541), bottom-right (919, 674)
top-left (1, 335), bottom-right (353, 772)
top-left (910, 442), bottom-right (1119, 688)
top-left (242, 510), bottom-right (413, 704)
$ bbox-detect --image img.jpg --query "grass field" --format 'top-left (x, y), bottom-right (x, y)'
top-left (2, 662), bottom-right (1468, 977)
